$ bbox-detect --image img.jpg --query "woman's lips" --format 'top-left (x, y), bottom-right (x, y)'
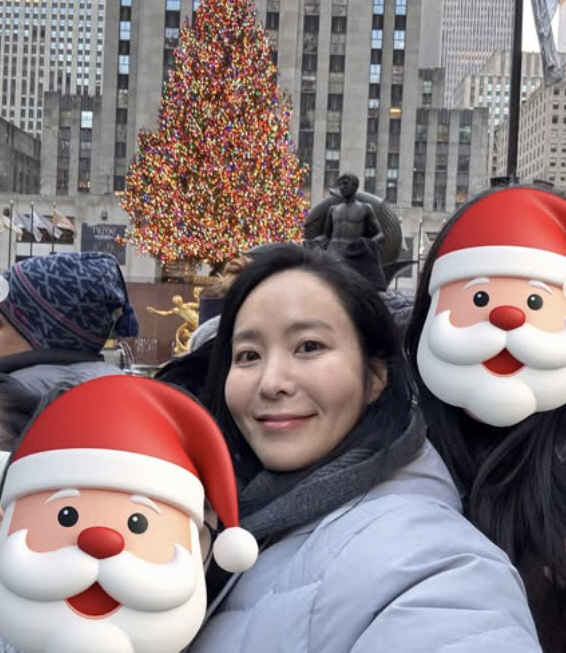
top-left (482, 349), bottom-right (524, 376)
top-left (257, 415), bottom-right (313, 431)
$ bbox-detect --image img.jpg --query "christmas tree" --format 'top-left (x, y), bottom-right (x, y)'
top-left (122, 0), bottom-right (309, 265)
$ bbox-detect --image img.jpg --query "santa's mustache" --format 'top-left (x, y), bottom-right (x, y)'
top-left (0, 529), bottom-right (197, 612)
top-left (427, 310), bottom-right (566, 370)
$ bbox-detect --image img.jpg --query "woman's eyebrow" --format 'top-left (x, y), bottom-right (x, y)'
top-left (284, 319), bottom-right (334, 335)
top-left (232, 327), bottom-right (263, 344)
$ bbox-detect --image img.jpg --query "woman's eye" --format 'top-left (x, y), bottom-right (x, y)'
top-left (298, 340), bottom-right (323, 354)
top-left (527, 294), bottom-right (543, 311)
top-left (473, 291), bottom-right (489, 307)
top-left (234, 350), bottom-right (260, 364)
top-left (58, 506), bottom-right (79, 527)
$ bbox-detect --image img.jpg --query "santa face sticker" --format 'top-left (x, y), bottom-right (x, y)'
top-left (418, 275), bottom-right (566, 427)
top-left (0, 375), bottom-right (257, 653)
top-left (416, 186), bottom-right (566, 427)
top-left (0, 488), bottom-right (205, 653)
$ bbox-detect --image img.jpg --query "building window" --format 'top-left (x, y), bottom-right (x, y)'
top-left (326, 132), bottom-right (341, 150)
top-left (331, 16), bottom-right (347, 33)
top-left (266, 11), bottom-right (279, 30)
top-left (329, 55), bottom-right (345, 73)
top-left (118, 55), bottom-right (129, 74)
top-left (81, 110), bottom-right (93, 129)
top-left (395, 0), bottom-right (407, 15)
top-left (393, 30), bottom-right (405, 49)
top-left (369, 64), bottom-right (381, 83)
top-left (369, 83), bottom-right (380, 99)
top-left (304, 15), bottom-right (319, 33)
top-left (386, 183), bottom-right (397, 204)
top-left (300, 92), bottom-right (315, 130)
top-left (298, 130), bottom-right (314, 164)
top-left (371, 29), bottom-right (383, 49)
top-left (373, 0), bottom-right (384, 15)
top-left (328, 94), bottom-right (343, 111)
top-left (391, 84), bottom-right (403, 107)
top-left (302, 54), bottom-right (317, 73)
top-left (119, 21), bottom-right (131, 40)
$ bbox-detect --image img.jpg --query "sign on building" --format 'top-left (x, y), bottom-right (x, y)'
top-left (81, 224), bottom-right (127, 265)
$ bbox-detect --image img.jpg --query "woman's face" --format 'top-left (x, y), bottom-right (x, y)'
top-left (225, 270), bottom-right (385, 472)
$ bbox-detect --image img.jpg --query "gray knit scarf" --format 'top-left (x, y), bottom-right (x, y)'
top-left (237, 388), bottom-right (426, 542)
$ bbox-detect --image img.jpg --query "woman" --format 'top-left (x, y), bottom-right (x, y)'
top-left (405, 183), bottom-right (566, 652)
top-left (188, 244), bottom-right (541, 653)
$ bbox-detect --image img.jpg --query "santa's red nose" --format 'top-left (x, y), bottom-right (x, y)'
top-left (489, 305), bottom-right (526, 331)
top-left (78, 527), bottom-right (124, 559)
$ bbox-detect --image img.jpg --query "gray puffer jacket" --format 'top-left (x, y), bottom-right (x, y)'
top-left (188, 441), bottom-right (542, 653)
top-left (0, 350), bottom-right (124, 396)
top-left (0, 349), bottom-right (124, 444)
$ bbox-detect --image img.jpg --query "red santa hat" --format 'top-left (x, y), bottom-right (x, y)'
top-left (1, 375), bottom-right (258, 574)
top-left (429, 187), bottom-right (566, 295)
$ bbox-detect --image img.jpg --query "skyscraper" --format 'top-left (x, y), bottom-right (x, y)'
top-left (0, 0), bottom-right (106, 136)
top-left (440, 0), bottom-right (515, 107)
top-left (41, 0), bottom-right (488, 225)
top-left (86, 0), bottom-right (425, 205)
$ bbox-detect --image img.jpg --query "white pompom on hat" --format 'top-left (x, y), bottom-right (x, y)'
top-left (1, 375), bottom-right (258, 574)
top-left (429, 187), bottom-right (566, 295)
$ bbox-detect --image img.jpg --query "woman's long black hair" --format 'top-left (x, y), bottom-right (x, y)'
top-left (203, 242), bottom-right (414, 480)
top-left (405, 183), bottom-right (566, 575)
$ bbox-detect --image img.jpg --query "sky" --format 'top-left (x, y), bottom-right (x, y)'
top-left (522, 1), bottom-right (560, 51)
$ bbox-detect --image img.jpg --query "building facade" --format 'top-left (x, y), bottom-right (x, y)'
top-left (412, 68), bottom-right (489, 212)
top-left (454, 51), bottom-right (544, 177)
top-left (37, 0), bottom-right (492, 290)
top-left (440, 0), bottom-right (515, 107)
top-left (494, 79), bottom-right (566, 191)
top-left (0, 116), bottom-right (41, 193)
top-left (0, 0), bottom-right (106, 137)
top-left (43, 0), bottom-right (489, 206)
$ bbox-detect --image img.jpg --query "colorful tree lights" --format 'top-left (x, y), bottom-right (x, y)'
top-left (122, 0), bottom-right (309, 265)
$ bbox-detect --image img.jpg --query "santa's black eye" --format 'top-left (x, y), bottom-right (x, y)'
top-left (58, 506), bottom-right (79, 527)
top-left (527, 294), bottom-right (543, 310)
top-left (128, 513), bottom-right (148, 534)
top-left (473, 291), bottom-right (489, 307)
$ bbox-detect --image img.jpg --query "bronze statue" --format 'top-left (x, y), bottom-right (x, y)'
top-left (147, 290), bottom-right (201, 355)
top-left (322, 173), bottom-right (383, 253)
top-left (304, 172), bottom-right (407, 286)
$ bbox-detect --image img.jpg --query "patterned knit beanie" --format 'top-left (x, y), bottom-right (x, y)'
top-left (0, 252), bottom-right (139, 353)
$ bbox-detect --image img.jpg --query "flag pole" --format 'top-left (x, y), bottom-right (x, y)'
top-left (395, 216), bottom-right (402, 290)
top-left (507, 0), bottom-right (523, 180)
top-left (416, 218), bottom-right (423, 288)
top-left (8, 200), bottom-right (13, 269)
top-left (29, 200), bottom-right (34, 258)
top-left (51, 200), bottom-right (56, 254)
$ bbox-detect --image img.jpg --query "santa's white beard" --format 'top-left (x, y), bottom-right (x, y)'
top-left (0, 513), bottom-right (207, 653)
top-left (417, 294), bottom-right (566, 427)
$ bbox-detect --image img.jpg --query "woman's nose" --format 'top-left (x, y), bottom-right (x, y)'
top-left (78, 526), bottom-right (125, 559)
top-left (259, 357), bottom-right (296, 397)
top-left (489, 305), bottom-right (526, 331)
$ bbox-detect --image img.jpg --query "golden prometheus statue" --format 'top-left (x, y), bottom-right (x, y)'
top-left (147, 288), bottom-right (201, 355)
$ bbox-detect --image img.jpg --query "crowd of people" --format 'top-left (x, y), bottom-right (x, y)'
top-left (0, 182), bottom-right (565, 652)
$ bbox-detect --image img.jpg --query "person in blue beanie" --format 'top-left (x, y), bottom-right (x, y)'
top-left (0, 251), bottom-right (139, 432)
